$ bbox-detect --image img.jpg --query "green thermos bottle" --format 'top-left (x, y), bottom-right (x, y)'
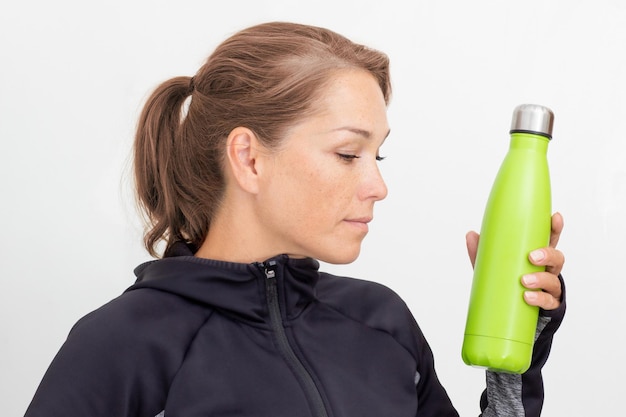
top-left (462, 104), bottom-right (554, 374)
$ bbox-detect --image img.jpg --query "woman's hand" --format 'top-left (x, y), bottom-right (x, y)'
top-left (465, 212), bottom-right (565, 311)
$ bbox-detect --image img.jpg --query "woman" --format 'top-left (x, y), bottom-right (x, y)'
top-left (25, 21), bottom-right (565, 417)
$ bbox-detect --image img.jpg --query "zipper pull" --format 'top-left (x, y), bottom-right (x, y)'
top-left (264, 260), bottom-right (277, 280)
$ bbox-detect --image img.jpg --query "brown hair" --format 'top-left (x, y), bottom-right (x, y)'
top-left (134, 21), bottom-right (391, 257)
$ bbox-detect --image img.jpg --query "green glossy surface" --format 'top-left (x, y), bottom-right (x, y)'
top-left (462, 132), bottom-right (551, 374)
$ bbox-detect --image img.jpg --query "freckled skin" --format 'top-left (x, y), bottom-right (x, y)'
top-left (255, 69), bottom-right (390, 264)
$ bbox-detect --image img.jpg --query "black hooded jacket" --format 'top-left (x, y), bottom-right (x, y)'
top-left (25, 243), bottom-right (564, 416)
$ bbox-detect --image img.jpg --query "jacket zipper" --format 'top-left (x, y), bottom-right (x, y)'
top-left (262, 260), bottom-right (329, 417)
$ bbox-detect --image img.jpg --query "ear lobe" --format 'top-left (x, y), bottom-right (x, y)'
top-left (225, 127), bottom-right (261, 194)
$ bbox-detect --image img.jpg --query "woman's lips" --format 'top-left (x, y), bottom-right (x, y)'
top-left (344, 217), bottom-right (372, 233)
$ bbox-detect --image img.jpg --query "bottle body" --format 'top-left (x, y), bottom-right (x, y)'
top-left (462, 132), bottom-right (552, 373)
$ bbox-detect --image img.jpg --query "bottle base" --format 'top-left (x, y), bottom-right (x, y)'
top-left (462, 334), bottom-right (532, 374)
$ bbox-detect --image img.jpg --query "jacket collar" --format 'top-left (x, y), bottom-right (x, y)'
top-left (128, 242), bottom-right (321, 323)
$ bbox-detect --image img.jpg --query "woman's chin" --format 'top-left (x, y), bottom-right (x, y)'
top-left (318, 247), bottom-right (361, 265)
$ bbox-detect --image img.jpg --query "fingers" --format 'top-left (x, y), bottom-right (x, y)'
top-left (521, 211), bottom-right (565, 311)
top-left (521, 271), bottom-right (562, 308)
top-left (523, 289), bottom-right (561, 310)
top-left (467, 212), bottom-right (565, 311)
top-left (522, 272), bottom-right (561, 300)
top-left (465, 231), bottom-right (479, 268)
top-left (549, 212), bottom-right (564, 248)
top-left (529, 246), bottom-right (565, 277)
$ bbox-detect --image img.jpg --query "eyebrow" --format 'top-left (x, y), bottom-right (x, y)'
top-left (333, 127), bottom-right (391, 140)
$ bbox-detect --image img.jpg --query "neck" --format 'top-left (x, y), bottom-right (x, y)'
top-left (195, 195), bottom-right (283, 263)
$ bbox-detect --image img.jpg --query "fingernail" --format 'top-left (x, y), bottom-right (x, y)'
top-left (530, 249), bottom-right (545, 262)
top-left (524, 291), bottom-right (538, 302)
top-left (522, 274), bottom-right (537, 286)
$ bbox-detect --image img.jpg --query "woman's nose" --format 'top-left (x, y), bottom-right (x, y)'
top-left (361, 163), bottom-right (388, 201)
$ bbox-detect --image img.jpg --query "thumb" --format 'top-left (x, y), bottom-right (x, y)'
top-left (466, 231), bottom-right (479, 269)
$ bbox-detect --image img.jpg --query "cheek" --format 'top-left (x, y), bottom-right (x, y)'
top-left (270, 152), bottom-right (357, 219)
top-left (285, 156), bottom-right (331, 193)
top-left (301, 166), bottom-right (352, 207)
top-left (281, 165), bottom-right (347, 222)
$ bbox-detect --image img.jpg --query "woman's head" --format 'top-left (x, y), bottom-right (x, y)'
top-left (134, 21), bottom-right (391, 258)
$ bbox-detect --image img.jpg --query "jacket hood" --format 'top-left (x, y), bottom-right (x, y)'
top-left (127, 242), bottom-right (321, 324)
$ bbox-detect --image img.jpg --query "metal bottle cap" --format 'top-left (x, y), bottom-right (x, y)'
top-left (510, 104), bottom-right (554, 139)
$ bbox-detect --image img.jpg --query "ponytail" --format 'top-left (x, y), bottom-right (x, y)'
top-left (134, 76), bottom-right (205, 257)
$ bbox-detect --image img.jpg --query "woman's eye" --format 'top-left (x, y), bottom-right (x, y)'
top-left (336, 153), bottom-right (387, 162)
top-left (337, 153), bottom-right (360, 161)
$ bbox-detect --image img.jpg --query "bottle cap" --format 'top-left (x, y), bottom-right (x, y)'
top-left (510, 104), bottom-right (554, 139)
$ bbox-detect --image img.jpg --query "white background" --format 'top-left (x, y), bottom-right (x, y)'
top-left (2, 0), bottom-right (625, 415)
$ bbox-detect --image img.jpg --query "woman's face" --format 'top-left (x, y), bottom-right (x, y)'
top-left (256, 69), bottom-right (389, 264)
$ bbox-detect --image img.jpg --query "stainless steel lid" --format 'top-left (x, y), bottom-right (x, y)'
top-left (510, 104), bottom-right (554, 139)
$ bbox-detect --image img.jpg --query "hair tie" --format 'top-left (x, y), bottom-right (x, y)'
top-left (188, 76), bottom-right (196, 95)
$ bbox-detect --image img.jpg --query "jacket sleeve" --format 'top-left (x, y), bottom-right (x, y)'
top-left (24, 290), bottom-right (210, 417)
top-left (411, 322), bottom-right (461, 417)
top-left (316, 274), bottom-right (461, 416)
top-left (479, 275), bottom-right (567, 417)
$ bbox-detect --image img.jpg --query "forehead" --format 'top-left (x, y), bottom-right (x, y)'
top-left (311, 69), bottom-right (389, 132)
top-left (271, 69), bottom-right (390, 152)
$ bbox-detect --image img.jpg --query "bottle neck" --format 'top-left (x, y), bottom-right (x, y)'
top-left (509, 132), bottom-right (550, 153)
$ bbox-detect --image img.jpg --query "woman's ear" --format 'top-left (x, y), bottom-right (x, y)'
top-left (225, 127), bottom-right (262, 194)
